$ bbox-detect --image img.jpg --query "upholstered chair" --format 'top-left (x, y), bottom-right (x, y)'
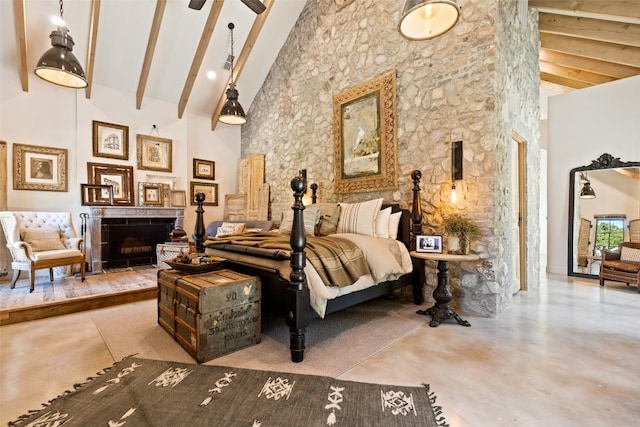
top-left (0, 211), bottom-right (85, 292)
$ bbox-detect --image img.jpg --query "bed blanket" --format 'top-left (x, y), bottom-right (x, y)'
top-left (204, 232), bottom-right (369, 288)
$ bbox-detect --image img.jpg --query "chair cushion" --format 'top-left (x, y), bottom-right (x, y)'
top-left (33, 249), bottom-right (83, 261)
top-left (620, 246), bottom-right (640, 262)
top-left (22, 228), bottom-right (66, 252)
top-left (602, 260), bottom-right (640, 274)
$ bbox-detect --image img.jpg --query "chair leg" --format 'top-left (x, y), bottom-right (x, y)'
top-left (80, 260), bottom-right (86, 282)
top-left (10, 270), bottom-right (21, 288)
top-left (599, 277), bottom-right (605, 286)
top-left (29, 266), bottom-right (36, 293)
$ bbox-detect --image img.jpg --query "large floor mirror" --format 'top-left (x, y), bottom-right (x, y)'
top-left (568, 153), bottom-right (640, 278)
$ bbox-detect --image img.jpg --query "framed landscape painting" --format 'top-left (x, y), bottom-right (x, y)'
top-left (13, 143), bottom-right (68, 192)
top-left (333, 70), bottom-right (398, 194)
top-left (87, 162), bottom-right (134, 206)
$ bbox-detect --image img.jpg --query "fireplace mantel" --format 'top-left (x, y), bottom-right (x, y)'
top-left (87, 207), bottom-right (184, 272)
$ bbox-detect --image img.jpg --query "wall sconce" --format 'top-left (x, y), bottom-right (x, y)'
top-left (451, 140), bottom-right (463, 203)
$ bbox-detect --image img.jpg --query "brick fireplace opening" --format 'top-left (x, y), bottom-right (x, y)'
top-left (87, 207), bottom-right (185, 272)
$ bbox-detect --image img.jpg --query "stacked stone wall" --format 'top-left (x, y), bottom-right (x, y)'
top-left (242, 0), bottom-right (540, 317)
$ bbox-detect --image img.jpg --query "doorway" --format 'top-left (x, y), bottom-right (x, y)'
top-left (511, 133), bottom-right (528, 292)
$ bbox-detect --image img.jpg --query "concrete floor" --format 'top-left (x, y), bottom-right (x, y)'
top-left (1, 273), bottom-right (639, 426)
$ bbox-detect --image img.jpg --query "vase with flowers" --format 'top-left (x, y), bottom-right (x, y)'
top-left (443, 213), bottom-right (481, 255)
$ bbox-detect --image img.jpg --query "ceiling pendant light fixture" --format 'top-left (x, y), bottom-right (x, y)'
top-left (219, 23), bottom-right (247, 125)
top-left (580, 177), bottom-right (596, 199)
top-left (34, 0), bottom-right (88, 88)
top-left (399, 0), bottom-right (461, 41)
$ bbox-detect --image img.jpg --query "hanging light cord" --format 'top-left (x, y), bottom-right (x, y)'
top-left (229, 23), bottom-right (236, 86)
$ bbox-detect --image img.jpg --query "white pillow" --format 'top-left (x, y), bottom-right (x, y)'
top-left (280, 207), bottom-right (320, 235)
top-left (216, 222), bottom-right (246, 237)
top-left (388, 211), bottom-right (402, 240)
top-left (620, 246), bottom-right (640, 262)
top-left (22, 227), bottom-right (66, 251)
top-left (336, 198), bottom-right (383, 237)
top-left (375, 207), bottom-right (392, 239)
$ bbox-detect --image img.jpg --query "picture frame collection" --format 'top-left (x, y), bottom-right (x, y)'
top-left (15, 119), bottom-right (217, 209)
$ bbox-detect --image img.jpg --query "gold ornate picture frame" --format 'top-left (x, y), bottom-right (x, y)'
top-left (92, 120), bottom-right (129, 160)
top-left (136, 134), bottom-right (173, 172)
top-left (13, 143), bottom-right (68, 192)
top-left (81, 184), bottom-right (114, 206)
top-left (333, 70), bottom-right (398, 194)
top-left (193, 158), bottom-right (215, 180)
top-left (138, 182), bottom-right (169, 207)
top-left (190, 181), bottom-right (218, 206)
top-left (87, 162), bottom-right (134, 206)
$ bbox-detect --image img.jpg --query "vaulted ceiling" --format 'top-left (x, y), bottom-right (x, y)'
top-left (529, 0), bottom-right (640, 91)
top-left (2, 1), bottom-right (639, 129)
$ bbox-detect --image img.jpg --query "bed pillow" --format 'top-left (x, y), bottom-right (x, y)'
top-left (375, 207), bottom-right (392, 239)
top-left (316, 204), bottom-right (341, 236)
top-left (22, 227), bottom-right (66, 251)
top-left (336, 198), bottom-right (383, 237)
top-left (216, 222), bottom-right (246, 237)
top-left (280, 206), bottom-right (320, 236)
top-left (620, 246), bottom-right (640, 262)
top-left (388, 211), bottom-right (402, 240)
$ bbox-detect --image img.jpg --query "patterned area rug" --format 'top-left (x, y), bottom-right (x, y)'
top-left (10, 357), bottom-right (447, 427)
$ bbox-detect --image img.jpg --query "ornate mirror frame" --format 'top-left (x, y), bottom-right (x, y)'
top-left (568, 153), bottom-right (640, 278)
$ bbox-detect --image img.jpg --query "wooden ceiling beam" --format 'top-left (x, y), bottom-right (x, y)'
top-left (540, 72), bottom-right (592, 90)
top-left (136, 0), bottom-right (166, 110)
top-left (211, 0), bottom-right (274, 130)
top-left (540, 49), bottom-right (640, 79)
top-left (539, 61), bottom-right (618, 85)
top-left (529, 1), bottom-right (640, 21)
top-left (540, 33), bottom-right (640, 68)
top-left (539, 12), bottom-right (640, 47)
top-left (13, 0), bottom-right (28, 92)
top-left (84, 0), bottom-right (101, 99)
top-left (178, 0), bottom-right (224, 119)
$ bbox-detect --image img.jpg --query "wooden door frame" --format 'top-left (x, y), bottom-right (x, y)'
top-left (512, 132), bottom-right (528, 291)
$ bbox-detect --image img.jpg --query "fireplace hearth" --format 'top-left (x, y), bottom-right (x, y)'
top-left (87, 207), bottom-right (184, 272)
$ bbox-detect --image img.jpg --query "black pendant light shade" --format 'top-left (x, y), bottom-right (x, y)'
top-left (580, 181), bottom-right (596, 199)
top-left (399, 0), bottom-right (461, 40)
top-left (219, 23), bottom-right (246, 125)
top-left (34, 29), bottom-right (87, 88)
top-left (219, 83), bottom-right (247, 125)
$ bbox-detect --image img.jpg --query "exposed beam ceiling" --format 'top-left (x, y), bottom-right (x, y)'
top-left (530, 0), bottom-right (640, 91)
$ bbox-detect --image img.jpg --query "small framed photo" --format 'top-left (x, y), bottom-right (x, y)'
top-left (190, 181), bottom-right (218, 206)
top-left (92, 120), bottom-right (129, 160)
top-left (171, 190), bottom-right (187, 207)
top-left (13, 143), bottom-right (68, 192)
top-left (416, 235), bottom-right (443, 253)
top-left (136, 134), bottom-right (172, 172)
top-left (137, 182), bottom-right (170, 207)
top-left (81, 184), bottom-right (114, 206)
top-left (193, 158), bottom-right (215, 180)
top-left (87, 162), bottom-right (134, 206)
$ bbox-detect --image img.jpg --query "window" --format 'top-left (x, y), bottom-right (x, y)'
top-left (594, 217), bottom-right (625, 251)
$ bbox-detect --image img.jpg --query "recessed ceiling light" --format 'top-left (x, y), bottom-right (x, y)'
top-left (206, 70), bottom-right (216, 80)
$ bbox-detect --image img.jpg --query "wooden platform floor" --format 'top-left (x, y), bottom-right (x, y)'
top-left (0, 267), bottom-right (158, 326)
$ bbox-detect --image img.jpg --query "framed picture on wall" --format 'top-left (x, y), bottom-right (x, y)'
top-left (137, 182), bottom-right (169, 207)
top-left (171, 190), bottom-right (187, 207)
top-left (333, 70), bottom-right (398, 194)
top-left (136, 134), bottom-right (173, 172)
top-left (92, 120), bottom-right (129, 160)
top-left (193, 158), bottom-right (215, 180)
top-left (190, 181), bottom-right (218, 206)
top-left (13, 143), bottom-right (68, 192)
top-left (87, 162), bottom-right (134, 206)
top-left (80, 184), bottom-right (114, 206)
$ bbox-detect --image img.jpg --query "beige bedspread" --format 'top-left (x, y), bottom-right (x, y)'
top-left (203, 232), bottom-right (370, 288)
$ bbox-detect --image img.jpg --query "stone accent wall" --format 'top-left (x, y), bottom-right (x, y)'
top-left (242, 0), bottom-right (540, 317)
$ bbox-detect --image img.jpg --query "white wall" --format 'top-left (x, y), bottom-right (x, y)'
top-left (0, 68), bottom-right (241, 250)
top-left (547, 75), bottom-right (640, 275)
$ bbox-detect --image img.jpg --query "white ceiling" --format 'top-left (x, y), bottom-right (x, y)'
top-left (0, 0), bottom-right (306, 119)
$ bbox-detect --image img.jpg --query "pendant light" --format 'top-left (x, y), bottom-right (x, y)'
top-left (580, 177), bottom-right (596, 199)
top-left (399, 0), bottom-right (462, 41)
top-left (219, 23), bottom-right (247, 125)
top-left (34, 0), bottom-right (88, 88)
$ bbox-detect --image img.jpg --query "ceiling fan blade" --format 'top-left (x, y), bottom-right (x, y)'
top-left (241, 0), bottom-right (266, 14)
top-left (188, 0), bottom-right (207, 10)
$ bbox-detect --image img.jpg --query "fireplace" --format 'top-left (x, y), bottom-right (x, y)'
top-left (87, 207), bottom-right (185, 272)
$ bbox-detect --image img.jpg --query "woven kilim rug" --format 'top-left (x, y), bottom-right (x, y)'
top-left (10, 357), bottom-right (448, 427)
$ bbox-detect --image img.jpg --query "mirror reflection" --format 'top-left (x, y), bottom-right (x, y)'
top-left (568, 154), bottom-right (640, 278)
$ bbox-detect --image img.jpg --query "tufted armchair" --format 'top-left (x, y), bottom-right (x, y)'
top-left (0, 211), bottom-right (85, 292)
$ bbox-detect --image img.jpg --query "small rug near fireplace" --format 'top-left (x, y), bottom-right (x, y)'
top-left (10, 357), bottom-right (448, 427)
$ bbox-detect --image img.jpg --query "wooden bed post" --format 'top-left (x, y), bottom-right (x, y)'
top-left (411, 170), bottom-right (424, 305)
top-left (287, 176), bottom-right (310, 362)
